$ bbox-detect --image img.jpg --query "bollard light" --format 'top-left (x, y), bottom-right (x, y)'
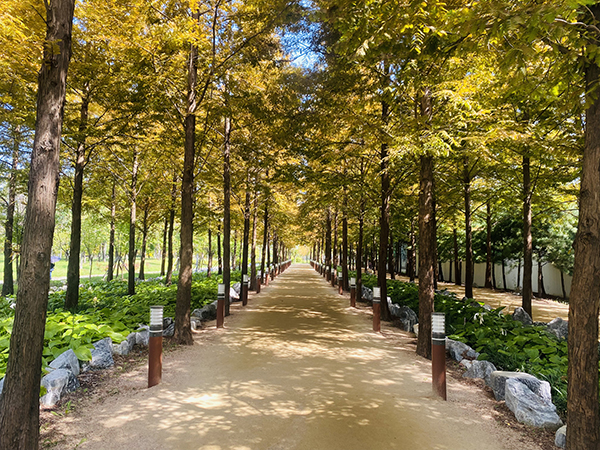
top-left (350, 277), bottom-right (356, 288)
top-left (338, 270), bottom-right (343, 295)
top-left (350, 277), bottom-right (356, 307)
top-left (372, 287), bottom-right (381, 332)
top-left (431, 312), bottom-right (447, 401)
top-left (148, 305), bottom-right (163, 388)
top-left (217, 283), bottom-right (225, 328)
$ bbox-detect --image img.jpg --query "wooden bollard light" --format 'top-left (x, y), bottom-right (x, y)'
top-left (217, 283), bottom-right (225, 328)
top-left (372, 287), bottom-right (381, 332)
top-left (242, 274), bottom-right (249, 306)
top-left (148, 305), bottom-right (163, 388)
top-left (338, 271), bottom-right (343, 295)
top-left (256, 275), bottom-right (261, 293)
top-left (350, 277), bottom-right (356, 307)
top-left (432, 312), bottom-right (447, 400)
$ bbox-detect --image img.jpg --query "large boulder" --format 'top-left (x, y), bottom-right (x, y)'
top-left (230, 286), bottom-right (240, 302)
top-left (163, 317), bottom-right (173, 329)
top-left (163, 322), bottom-right (175, 337)
top-left (505, 378), bottom-right (563, 429)
top-left (112, 340), bottom-right (130, 356)
top-left (361, 286), bottom-right (373, 301)
top-left (126, 332), bottom-right (137, 351)
top-left (395, 306), bottom-right (418, 333)
top-left (512, 307), bottom-right (533, 326)
top-left (461, 360), bottom-right (497, 386)
top-left (49, 348), bottom-right (80, 377)
top-left (547, 317), bottom-right (568, 340)
top-left (192, 301), bottom-right (218, 321)
top-left (84, 338), bottom-right (114, 371)
top-left (232, 282), bottom-right (242, 295)
top-left (489, 371), bottom-right (551, 402)
top-left (555, 425), bottom-right (567, 448)
top-left (413, 324), bottom-right (419, 337)
top-left (136, 326), bottom-right (150, 346)
top-left (446, 338), bottom-right (479, 362)
top-left (40, 368), bottom-right (79, 407)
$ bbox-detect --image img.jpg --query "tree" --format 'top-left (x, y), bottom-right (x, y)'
top-left (0, 0), bottom-right (75, 447)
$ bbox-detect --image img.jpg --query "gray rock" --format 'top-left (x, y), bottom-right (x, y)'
top-left (136, 327), bottom-right (150, 346)
top-left (190, 319), bottom-right (199, 331)
top-left (489, 371), bottom-right (551, 402)
top-left (555, 425), bottom-right (566, 448)
top-left (361, 286), bottom-right (373, 301)
top-left (462, 360), bottom-right (497, 386)
top-left (40, 368), bottom-right (79, 407)
top-left (446, 338), bottom-right (479, 362)
top-left (193, 301), bottom-right (218, 321)
top-left (84, 338), bottom-right (114, 370)
top-left (396, 306), bottom-right (418, 333)
top-left (413, 324), bottom-right (419, 337)
top-left (513, 307), bottom-right (533, 326)
top-left (112, 341), bottom-right (130, 356)
top-left (505, 378), bottom-right (562, 429)
top-left (163, 322), bottom-right (175, 337)
top-left (49, 348), bottom-right (80, 377)
top-left (126, 332), bottom-right (137, 351)
top-left (547, 317), bottom-right (568, 340)
top-left (230, 286), bottom-right (240, 301)
top-left (232, 282), bottom-right (242, 295)
top-left (163, 317), bottom-right (173, 329)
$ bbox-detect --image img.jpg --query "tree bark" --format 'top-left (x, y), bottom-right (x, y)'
top-left (408, 219), bottom-right (415, 282)
top-left (453, 228), bottom-right (461, 285)
top-left (357, 199), bottom-right (364, 302)
top-left (250, 191), bottom-right (258, 290)
top-left (0, 0), bottom-right (75, 447)
top-left (65, 91), bottom-right (90, 311)
top-left (160, 215), bottom-right (168, 276)
top-left (342, 194), bottom-right (349, 291)
top-left (332, 211), bottom-right (337, 285)
top-left (223, 116), bottom-right (232, 316)
top-left (522, 154), bottom-right (533, 317)
top-left (2, 129), bottom-right (19, 296)
top-left (485, 202), bottom-right (493, 288)
top-left (502, 259), bottom-right (507, 290)
top-left (260, 197), bottom-right (268, 283)
top-left (232, 229), bottom-right (238, 271)
top-left (378, 97), bottom-right (391, 321)
top-left (463, 156), bottom-right (474, 299)
top-left (165, 174), bottom-right (177, 284)
top-left (560, 271), bottom-right (566, 300)
top-left (389, 231), bottom-right (395, 280)
top-left (242, 184), bottom-right (251, 295)
top-left (537, 258), bottom-right (546, 298)
top-left (567, 35), bottom-right (600, 448)
top-left (139, 205), bottom-right (148, 280)
top-left (207, 227), bottom-right (213, 278)
top-left (417, 153), bottom-right (436, 359)
top-left (174, 19), bottom-right (199, 345)
top-left (107, 182), bottom-right (116, 282)
top-left (127, 150), bottom-right (138, 296)
top-left (217, 226), bottom-right (222, 275)
top-left (325, 209), bottom-right (332, 282)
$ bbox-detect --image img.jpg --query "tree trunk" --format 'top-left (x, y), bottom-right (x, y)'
top-left (139, 206), bottom-right (148, 280)
top-left (250, 191), bottom-right (258, 290)
top-left (217, 226), bottom-right (222, 275)
top-left (160, 215), bottom-right (168, 276)
top-left (409, 219), bottom-right (416, 282)
top-left (438, 261), bottom-right (444, 282)
top-left (517, 259), bottom-right (521, 290)
top-left (174, 22), bottom-right (199, 346)
top-left (378, 95), bottom-right (391, 321)
top-left (485, 202), bottom-right (493, 288)
top-left (165, 174), bottom-right (176, 284)
top-left (453, 228), bottom-right (461, 285)
top-left (326, 209), bottom-right (332, 282)
top-left (2, 129), bottom-right (19, 296)
top-left (342, 195), bottom-right (349, 291)
top-left (242, 185), bottom-right (251, 296)
top-left (107, 183), bottom-right (116, 282)
top-left (0, 1), bottom-right (75, 447)
top-left (357, 200), bottom-right (364, 302)
top-left (502, 259), bottom-right (507, 290)
top-left (522, 154), bottom-right (533, 318)
top-left (567, 35), bottom-right (600, 448)
top-left (537, 258), bottom-right (546, 298)
top-left (389, 231), bottom-right (395, 280)
top-left (127, 150), bottom-right (139, 296)
top-left (417, 152), bottom-right (436, 359)
top-left (560, 271), bottom-right (567, 300)
top-left (260, 197), bottom-right (268, 283)
top-left (207, 227), bottom-right (212, 278)
top-left (223, 116), bottom-right (232, 316)
top-left (65, 92), bottom-right (90, 311)
top-left (464, 156), bottom-right (474, 299)
top-left (232, 229), bottom-right (238, 271)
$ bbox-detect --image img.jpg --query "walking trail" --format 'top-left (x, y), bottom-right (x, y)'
top-left (53, 264), bottom-right (544, 450)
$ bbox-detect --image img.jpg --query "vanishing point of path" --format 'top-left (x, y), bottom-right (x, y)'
top-left (54, 264), bottom-right (543, 450)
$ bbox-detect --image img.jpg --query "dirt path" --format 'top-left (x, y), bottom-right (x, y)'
top-left (52, 264), bottom-right (545, 450)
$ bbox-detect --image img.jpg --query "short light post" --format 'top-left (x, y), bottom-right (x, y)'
top-left (265, 268), bottom-right (269, 286)
top-left (432, 312), bottom-right (447, 400)
top-left (372, 287), bottom-right (381, 332)
top-left (338, 271), bottom-right (343, 295)
top-left (148, 305), bottom-right (163, 388)
top-left (242, 274), bottom-right (249, 306)
top-left (217, 283), bottom-right (225, 328)
top-left (256, 275), bottom-right (261, 294)
top-left (350, 277), bottom-right (356, 307)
